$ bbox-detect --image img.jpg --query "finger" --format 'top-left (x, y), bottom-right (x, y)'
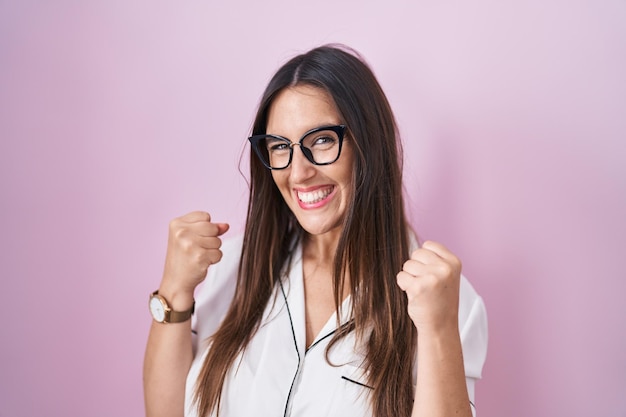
top-left (402, 259), bottom-right (430, 277)
top-left (397, 270), bottom-right (433, 294)
top-left (206, 248), bottom-right (224, 265)
top-left (410, 247), bottom-right (443, 265)
top-left (182, 211), bottom-right (212, 223)
top-left (192, 222), bottom-right (225, 237)
top-left (421, 241), bottom-right (456, 263)
top-left (196, 236), bottom-right (223, 250)
top-left (216, 223), bottom-right (230, 236)
top-left (396, 270), bottom-right (415, 292)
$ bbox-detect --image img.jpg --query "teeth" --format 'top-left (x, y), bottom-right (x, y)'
top-left (297, 187), bottom-right (333, 204)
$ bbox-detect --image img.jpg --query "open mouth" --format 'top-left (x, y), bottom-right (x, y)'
top-left (296, 186), bottom-right (334, 204)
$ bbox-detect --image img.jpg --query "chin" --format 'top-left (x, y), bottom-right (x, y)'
top-left (298, 220), bottom-right (343, 237)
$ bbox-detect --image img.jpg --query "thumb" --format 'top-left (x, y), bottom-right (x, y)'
top-left (216, 223), bottom-right (230, 236)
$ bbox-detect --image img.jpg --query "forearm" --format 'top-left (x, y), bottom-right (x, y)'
top-left (143, 290), bottom-right (194, 417)
top-left (412, 326), bottom-right (472, 417)
top-left (144, 212), bottom-right (228, 416)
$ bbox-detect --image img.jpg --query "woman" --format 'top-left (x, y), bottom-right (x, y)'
top-left (144, 45), bottom-right (488, 417)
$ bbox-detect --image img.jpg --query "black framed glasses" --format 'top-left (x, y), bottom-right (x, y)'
top-left (249, 125), bottom-right (346, 170)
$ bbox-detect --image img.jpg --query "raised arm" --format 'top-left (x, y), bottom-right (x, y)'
top-left (143, 211), bottom-right (229, 417)
top-left (397, 241), bottom-right (473, 417)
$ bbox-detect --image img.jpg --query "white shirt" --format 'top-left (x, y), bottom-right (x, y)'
top-left (185, 235), bottom-right (488, 417)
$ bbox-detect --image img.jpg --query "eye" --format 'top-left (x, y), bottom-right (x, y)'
top-left (269, 143), bottom-right (289, 151)
top-left (265, 138), bottom-right (290, 152)
top-left (313, 135), bottom-right (336, 145)
top-left (307, 134), bottom-right (338, 150)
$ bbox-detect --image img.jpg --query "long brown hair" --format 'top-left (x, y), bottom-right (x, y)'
top-left (194, 45), bottom-right (416, 417)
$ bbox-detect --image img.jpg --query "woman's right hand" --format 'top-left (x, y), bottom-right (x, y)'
top-left (159, 211), bottom-right (229, 309)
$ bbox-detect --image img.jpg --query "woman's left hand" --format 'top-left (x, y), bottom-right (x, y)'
top-left (396, 241), bottom-right (462, 334)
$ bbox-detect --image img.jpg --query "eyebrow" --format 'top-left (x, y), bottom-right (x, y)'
top-left (265, 124), bottom-right (342, 139)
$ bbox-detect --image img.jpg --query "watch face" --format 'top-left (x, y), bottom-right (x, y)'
top-left (149, 296), bottom-right (166, 322)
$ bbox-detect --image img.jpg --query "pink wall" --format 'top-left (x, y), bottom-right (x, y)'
top-left (1, 1), bottom-right (624, 416)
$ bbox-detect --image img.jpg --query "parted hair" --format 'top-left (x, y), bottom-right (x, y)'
top-left (194, 44), bottom-right (417, 417)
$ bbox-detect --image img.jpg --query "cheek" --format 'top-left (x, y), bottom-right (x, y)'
top-left (338, 155), bottom-right (356, 195)
top-left (271, 171), bottom-right (290, 195)
top-left (340, 146), bottom-right (356, 183)
top-left (270, 171), bottom-right (281, 186)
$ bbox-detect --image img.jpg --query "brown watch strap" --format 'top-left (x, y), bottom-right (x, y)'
top-left (152, 290), bottom-right (195, 323)
top-left (167, 300), bottom-right (195, 323)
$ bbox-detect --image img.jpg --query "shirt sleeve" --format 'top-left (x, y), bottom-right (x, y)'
top-left (190, 234), bottom-right (243, 356)
top-left (458, 275), bottom-right (489, 415)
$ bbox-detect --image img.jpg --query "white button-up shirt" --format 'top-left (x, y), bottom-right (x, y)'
top-left (185, 235), bottom-right (488, 417)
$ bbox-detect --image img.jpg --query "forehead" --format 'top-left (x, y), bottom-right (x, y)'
top-left (266, 85), bottom-right (341, 137)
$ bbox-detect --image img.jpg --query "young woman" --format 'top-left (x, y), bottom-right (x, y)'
top-left (144, 45), bottom-right (488, 417)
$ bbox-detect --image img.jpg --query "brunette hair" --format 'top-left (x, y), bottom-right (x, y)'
top-left (194, 45), bottom-right (416, 417)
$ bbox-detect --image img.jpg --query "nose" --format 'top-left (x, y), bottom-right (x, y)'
top-left (288, 144), bottom-right (315, 182)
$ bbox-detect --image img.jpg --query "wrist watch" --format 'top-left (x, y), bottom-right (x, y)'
top-left (149, 290), bottom-right (195, 323)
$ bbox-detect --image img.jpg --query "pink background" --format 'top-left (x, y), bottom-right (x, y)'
top-left (1, 1), bottom-right (625, 416)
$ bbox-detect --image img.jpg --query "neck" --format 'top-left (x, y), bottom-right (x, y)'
top-left (302, 229), bottom-right (341, 265)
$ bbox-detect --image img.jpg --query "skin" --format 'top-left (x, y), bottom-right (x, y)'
top-left (143, 84), bottom-right (472, 417)
top-left (398, 241), bottom-right (473, 417)
top-left (143, 212), bottom-right (228, 417)
top-left (265, 85), bottom-right (355, 346)
top-left (266, 86), bottom-right (353, 243)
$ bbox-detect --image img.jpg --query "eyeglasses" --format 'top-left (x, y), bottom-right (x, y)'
top-left (249, 125), bottom-right (346, 170)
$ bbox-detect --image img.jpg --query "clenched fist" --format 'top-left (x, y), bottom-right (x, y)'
top-left (396, 241), bottom-right (462, 334)
top-left (159, 211), bottom-right (229, 309)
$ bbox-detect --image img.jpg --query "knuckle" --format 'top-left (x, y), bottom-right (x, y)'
top-left (396, 271), bottom-right (408, 287)
top-left (422, 274), bottom-right (439, 289)
top-left (169, 218), bottom-right (181, 232)
top-left (173, 225), bottom-right (186, 239)
top-left (453, 257), bottom-right (462, 271)
top-left (180, 238), bottom-right (194, 252)
top-left (192, 249), bottom-right (203, 261)
top-left (439, 263), bottom-right (453, 277)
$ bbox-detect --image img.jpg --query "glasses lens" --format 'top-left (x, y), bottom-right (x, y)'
top-left (301, 128), bottom-right (342, 164)
top-left (256, 136), bottom-right (291, 169)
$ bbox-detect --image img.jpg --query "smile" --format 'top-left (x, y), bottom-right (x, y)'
top-left (296, 186), bottom-right (334, 204)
